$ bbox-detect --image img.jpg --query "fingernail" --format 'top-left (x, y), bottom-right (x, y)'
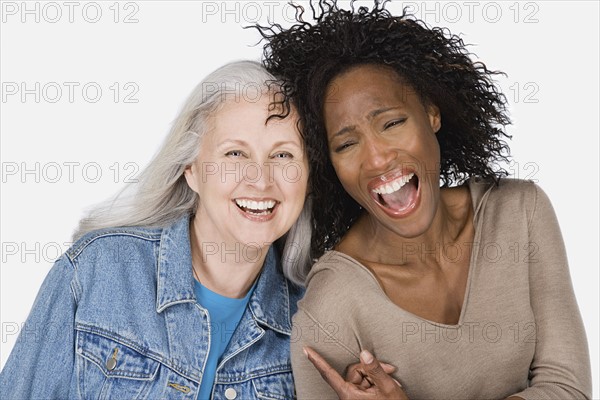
top-left (360, 350), bottom-right (374, 364)
top-left (303, 347), bottom-right (309, 358)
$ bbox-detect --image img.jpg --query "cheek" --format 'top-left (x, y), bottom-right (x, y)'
top-left (425, 137), bottom-right (441, 175)
top-left (201, 172), bottom-right (237, 199)
top-left (428, 135), bottom-right (441, 157)
top-left (280, 185), bottom-right (306, 224)
top-left (331, 157), bottom-right (358, 193)
top-left (412, 133), bottom-right (441, 172)
top-left (280, 166), bottom-right (308, 206)
top-left (292, 167), bottom-right (309, 199)
top-left (281, 161), bottom-right (307, 187)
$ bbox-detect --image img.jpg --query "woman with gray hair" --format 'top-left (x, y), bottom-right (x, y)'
top-left (0, 60), bottom-right (312, 399)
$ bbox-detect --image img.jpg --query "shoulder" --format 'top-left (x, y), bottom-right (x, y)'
top-left (305, 251), bottom-right (369, 289)
top-left (292, 252), bottom-right (378, 355)
top-left (495, 177), bottom-right (538, 196)
top-left (470, 178), bottom-right (560, 236)
top-left (472, 177), bottom-right (537, 201)
top-left (300, 251), bottom-right (379, 319)
top-left (66, 225), bottom-right (163, 264)
top-left (63, 225), bottom-right (165, 286)
top-left (471, 178), bottom-right (539, 221)
top-left (63, 225), bottom-right (168, 307)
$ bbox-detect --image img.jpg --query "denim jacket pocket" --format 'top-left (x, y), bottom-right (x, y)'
top-left (251, 371), bottom-right (295, 400)
top-left (76, 329), bottom-right (160, 399)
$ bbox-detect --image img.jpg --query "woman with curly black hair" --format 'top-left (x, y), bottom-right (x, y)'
top-left (258, 0), bottom-right (592, 399)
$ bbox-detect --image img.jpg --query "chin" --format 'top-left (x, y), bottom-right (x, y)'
top-left (235, 230), bottom-right (279, 247)
top-left (372, 195), bottom-right (437, 238)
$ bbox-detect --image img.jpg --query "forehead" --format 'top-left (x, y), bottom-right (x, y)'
top-left (327, 64), bottom-right (413, 102)
top-left (217, 90), bottom-right (292, 118)
top-left (206, 95), bottom-right (300, 141)
top-left (323, 65), bottom-right (424, 122)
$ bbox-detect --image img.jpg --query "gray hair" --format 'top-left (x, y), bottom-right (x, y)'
top-left (73, 60), bottom-right (312, 286)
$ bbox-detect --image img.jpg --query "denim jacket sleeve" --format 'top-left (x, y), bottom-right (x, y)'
top-left (0, 254), bottom-right (79, 399)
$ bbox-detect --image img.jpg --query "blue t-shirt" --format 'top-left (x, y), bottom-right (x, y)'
top-left (195, 280), bottom-right (254, 400)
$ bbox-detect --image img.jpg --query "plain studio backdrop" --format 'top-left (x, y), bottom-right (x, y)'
top-left (1, 0), bottom-right (598, 396)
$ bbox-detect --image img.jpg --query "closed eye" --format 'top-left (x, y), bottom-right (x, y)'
top-left (334, 142), bottom-right (356, 153)
top-left (384, 118), bottom-right (407, 130)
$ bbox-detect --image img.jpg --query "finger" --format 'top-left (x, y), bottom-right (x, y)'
top-left (360, 350), bottom-right (398, 390)
top-left (359, 377), bottom-right (372, 390)
top-left (347, 361), bottom-right (395, 381)
top-left (346, 363), bottom-right (383, 390)
top-left (344, 364), bottom-right (364, 385)
top-left (380, 362), bottom-right (397, 374)
top-left (304, 347), bottom-right (349, 394)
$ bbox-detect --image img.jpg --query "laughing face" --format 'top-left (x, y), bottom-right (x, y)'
top-left (324, 64), bottom-right (442, 238)
top-left (184, 93), bottom-right (308, 247)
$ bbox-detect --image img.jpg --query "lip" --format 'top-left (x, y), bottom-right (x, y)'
top-left (232, 197), bottom-right (279, 222)
top-left (367, 167), bottom-right (417, 192)
top-left (367, 169), bottom-right (421, 219)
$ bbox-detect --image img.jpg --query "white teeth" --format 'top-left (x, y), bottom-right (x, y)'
top-left (235, 199), bottom-right (276, 211)
top-left (372, 173), bottom-right (414, 195)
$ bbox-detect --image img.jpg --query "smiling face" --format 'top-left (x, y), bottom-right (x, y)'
top-left (184, 93), bottom-right (308, 247)
top-left (324, 64), bottom-right (441, 238)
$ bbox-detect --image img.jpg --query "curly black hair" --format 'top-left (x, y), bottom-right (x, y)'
top-left (256, 0), bottom-right (511, 260)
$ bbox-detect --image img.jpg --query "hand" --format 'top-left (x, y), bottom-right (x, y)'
top-left (303, 346), bottom-right (409, 399)
top-left (345, 354), bottom-right (397, 389)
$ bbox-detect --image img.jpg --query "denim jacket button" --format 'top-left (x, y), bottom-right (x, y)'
top-left (106, 347), bottom-right (118, 371)
top-left (224, 388), bottom-right (237, 399)
top-left (106, 358), bottom-right (117, 371)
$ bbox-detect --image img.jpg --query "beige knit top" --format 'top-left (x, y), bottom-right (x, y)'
top-left (291, 179), bottom-right (591, 399)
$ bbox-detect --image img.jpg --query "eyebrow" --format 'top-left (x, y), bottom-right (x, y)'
top-left (217, 139), bottom-right (301, 149)
top-left (271, 140), bottom-right (302, 148)
top-left (217, 139), bottom-right (248, 149)
top-left (331, 106), bottom-right (401, 138)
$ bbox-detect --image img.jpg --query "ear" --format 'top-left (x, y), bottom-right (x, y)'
top-left (183, 162), bottom-right (200, 194)
top-left (427, 104), bottom-right (442, 134)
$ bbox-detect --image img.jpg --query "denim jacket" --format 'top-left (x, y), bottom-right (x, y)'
top-left (0, 215), bottom-right (304, 399)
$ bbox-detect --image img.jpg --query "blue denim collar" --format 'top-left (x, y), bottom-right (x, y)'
top-left (155, 215), bottom-right (293, 335)
top-left (248, 246), bottom-right (293, 335)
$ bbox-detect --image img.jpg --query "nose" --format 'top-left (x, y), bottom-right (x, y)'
top-left (361, 135), bottom-right (396, 172)
top-left (243, 161), bottom-right (274, 190)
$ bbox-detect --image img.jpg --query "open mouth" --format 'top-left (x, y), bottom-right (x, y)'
top-left (234, 199), bottom-right (278, 216)
top-left (370, 172), bottom-right (420, 215)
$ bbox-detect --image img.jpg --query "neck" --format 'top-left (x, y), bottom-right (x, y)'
top-left (189, 216), bottom-right (268, 298)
